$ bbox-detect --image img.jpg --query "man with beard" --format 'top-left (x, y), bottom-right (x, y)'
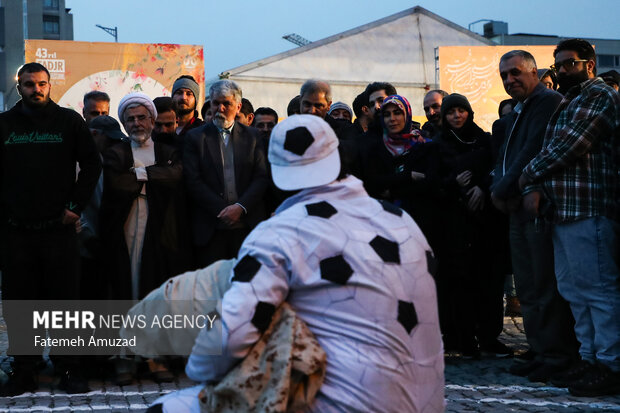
top-left (152, 97), bottom-right (180, 148)
top-left (422, 89), bottom-right (448, 139)
top-left (492, 50), bottom-right (578, 381)
top-left (0, 63), bottom-right (101, 395)
top-left (364, 82), bottom-right (398, 139)
top-left (184, 80), bottom-right (268, 267)
top-left (252, 106), bottom-right (278, 151)
top-left (519, 39), bottom-right (620, 397)
top-left (100, 92), bottom-right (192, 301)
top-left (171, 75), bottom-right (204, 136)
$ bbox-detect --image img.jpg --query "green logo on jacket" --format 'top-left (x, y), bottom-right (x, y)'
top-left (5, 131), bottom-right (63, 145)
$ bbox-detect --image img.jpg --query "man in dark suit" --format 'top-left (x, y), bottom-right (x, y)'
top-left (184, 80), bottom-right (268, 267)
top-left (491, 50), bottom-right (578, 383)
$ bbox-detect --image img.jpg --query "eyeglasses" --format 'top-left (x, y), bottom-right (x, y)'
top-left (550, 58), bottom-right (588, 72)
top-left (125, 114), bottom-right (151, 124)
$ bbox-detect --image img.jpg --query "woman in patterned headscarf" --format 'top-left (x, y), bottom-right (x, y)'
top-left (358, 94), bottom-right (442, 251)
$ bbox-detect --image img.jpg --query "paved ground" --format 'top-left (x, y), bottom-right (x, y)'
top-left (0, 312), bottom-right (618, 412)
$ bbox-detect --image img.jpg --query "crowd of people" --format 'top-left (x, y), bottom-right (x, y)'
top-left (0, 37), bottom-right (618, 408)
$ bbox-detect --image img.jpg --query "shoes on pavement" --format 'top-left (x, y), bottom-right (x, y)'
top-left (480, 339), bottom-right (514, 358)
top-left (528, 362), bottom-right (570, 383)
top-left (115, 371), bottom-right (134, 387)
top-left (568, 363), bottom-right (620, 397)
top-left (0, 368), bottom-right (38, 396)
top-left (57, 370), bottom-right (90, 394)
top-left (505, 296), bottom-right (522, 317)
top-left (147, 359), bottom-right (174, 384)
top-left (550, 360), bottom-right (595, 388)
top-left (460, 340), bottom-right (480, 360)
top-left (509, 359), bottom-right (542, 376)
top-left (516, 349), bottom-right (536, 361)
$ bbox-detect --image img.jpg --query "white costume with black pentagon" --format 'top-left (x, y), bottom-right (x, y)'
top-left (185, 175), bottom-right (444, 412)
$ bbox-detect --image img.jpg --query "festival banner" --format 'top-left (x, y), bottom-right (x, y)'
top-left (25, 40), bottom-right (205, 120)
top-left (439, 45), bottom-right (555, 131)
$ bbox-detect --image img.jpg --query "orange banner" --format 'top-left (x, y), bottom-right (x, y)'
top-left (439, 45), bottom-right (556, 132)
top-left (25, 40), bottom-right (204, 120)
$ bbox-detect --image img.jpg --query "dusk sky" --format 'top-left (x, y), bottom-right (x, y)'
top-left (66, 0), bottom-right (619, 79)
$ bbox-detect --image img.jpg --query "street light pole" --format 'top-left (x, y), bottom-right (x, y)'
top-left (95, 25), bottom-right (118, 42)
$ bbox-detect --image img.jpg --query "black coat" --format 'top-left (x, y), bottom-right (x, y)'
top-left (183, 121), bottom-right (268, 246)
top-left (491, 83), bottom-right (563, 201)
top-left (100, 140), bottom-right (193, 299)
top-left (358, 135), bottom-right (443, 250)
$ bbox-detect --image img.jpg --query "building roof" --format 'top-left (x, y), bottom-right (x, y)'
top-left (221, 6), bottom-right (494, 79)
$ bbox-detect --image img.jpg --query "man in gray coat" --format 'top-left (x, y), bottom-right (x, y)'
top-left (491, 50), bottom-right (578, 383)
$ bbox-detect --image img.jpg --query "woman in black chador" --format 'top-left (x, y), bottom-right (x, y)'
top-left (435, 94), bottom-right (511, 358)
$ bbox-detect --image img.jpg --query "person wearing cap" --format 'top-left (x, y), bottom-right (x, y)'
top-left (149, 114), bottom-right (444, 412)
top-left (327, 101), bottom-right (352, 122)
top-left (171, 75), bottom-right (205, 136)
top-left (0, 62), bottom-right (101, 396)
top-left (183, 79), bottom-right (268, 267)
top-left (537, 68), bottom-right (558, 91)
top-left (599, 69), bottom-right (619, 91)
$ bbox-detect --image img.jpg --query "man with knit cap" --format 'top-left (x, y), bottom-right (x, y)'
top-left (148, 114), bottom-right (444, 412)
top-left (171, 75), bottom-right (204, 136)
top-left (327, 101), bottom-right (353, 122)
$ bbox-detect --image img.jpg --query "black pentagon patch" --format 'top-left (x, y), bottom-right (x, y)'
top-left (320, 255), bottom-right (354, 285)
top-left (284, 126), bottom-right (315, 156)
top-left (379, 200), bottom-right (403, 216)
top-left (305, 201), bottom-right (337, 219)
top-left (232, 255), bottom-right (261, 283)
top-left (251, 301), bottom-right (276, 333)
top-left (426, 250), bottom-right (437, 278)
top-left (369, 235), bottom-right (400, 264)
top-left (398, 300), bottom-right (418, 334)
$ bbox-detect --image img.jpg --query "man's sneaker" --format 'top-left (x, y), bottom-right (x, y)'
top-left (509, 359), bottom-right (542, 376)
top-left (57, 370), bottom-right (90, 394)
top-left (0, 368), bottom-right (37, 396)
top-left (480, 339), bottom-right (514, 358)
top-left (528, 362), bottom-right (570, 383)
top-left (550, 360), bottom-right (595, 388)
top-left (568, 363), bottom-right (620, 397)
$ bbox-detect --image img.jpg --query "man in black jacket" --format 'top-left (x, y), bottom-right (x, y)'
top-left (491, 50), bottom-right (578, 382)
top-left (184, 80), bottom-right (268, 267)
top-left (0, 63), bottom-right (101, 395)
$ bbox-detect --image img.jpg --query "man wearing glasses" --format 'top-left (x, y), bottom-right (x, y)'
top-left (519, 39), bottom-right (620, 397)
top-left (100, 92), bottom-right (192, 302)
